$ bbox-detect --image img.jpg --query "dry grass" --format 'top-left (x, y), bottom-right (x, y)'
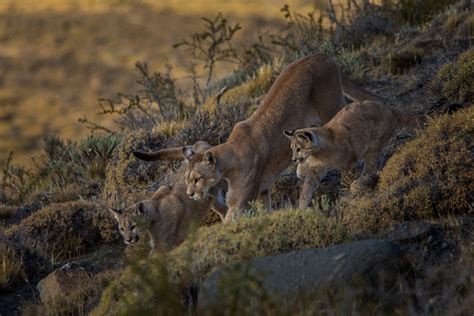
top-left (0, 243), bottom-right (23, 290)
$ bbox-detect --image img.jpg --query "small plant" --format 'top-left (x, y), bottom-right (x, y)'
top-left (174, 13), bottom-right (242, 101)
top-left (82, 62), bottom-right (186, 132)
top-left (0, 152), bottom-right (32, 204)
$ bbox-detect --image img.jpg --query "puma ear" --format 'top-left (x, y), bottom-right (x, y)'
top-left (203, 151), bottom-right (216, 165)
top-left (304, 131), bottom-right (321, 148)
top-left (283, 130), bottom-right (294, 139)
top-left (303, 131), bottom-right (315, 143)
top-left (182, 146), bottom-right (195, 161)
top-left (296, 131), bottom-right (319, 146)
top-left (136, 202), bottom-right (146, 215)
top-left (108, 208), bottom-right (122, 219)
top-left (192, 141), bottom-right (212, 153)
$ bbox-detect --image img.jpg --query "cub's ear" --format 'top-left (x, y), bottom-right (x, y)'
top-left (182, 146), bottom-right (195, 161)
top-left (203, 151), bottom-right (216, 165)
top-left (136, 202), bottom-right (146, 215)
top-left (283, 130), bottom-right (294, 139)
top-left (108, 208), bottom-right (122, 219)
top-left (296, 131), bottom-right (319, 146)
top-left (192, 141), bottom-right (212, 153)
top-left (303, 131), bottom-right (321, 148)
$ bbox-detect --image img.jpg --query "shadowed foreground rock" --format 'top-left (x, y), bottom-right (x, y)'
top-left (199, 239), bottom-right (414, 310)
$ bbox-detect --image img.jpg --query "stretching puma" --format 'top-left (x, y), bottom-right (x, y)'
top-left (109, 183), bottom-right (219, 253)
top-left (182, 53), bottom-right (383, 223)
top-left (284, 100), bottom-right (426, 208)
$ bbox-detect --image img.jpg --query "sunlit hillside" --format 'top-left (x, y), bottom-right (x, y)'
top-left (0, 0), bottom-right (319, 166)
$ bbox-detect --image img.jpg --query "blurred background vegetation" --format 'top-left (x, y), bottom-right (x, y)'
top-left (0, 0), bottom-right (322, 166)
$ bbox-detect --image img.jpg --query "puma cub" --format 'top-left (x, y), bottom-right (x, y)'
top-left (109, 184), bottom-right (223, 253)
top-left (284, 101), bottom-right (425, 208)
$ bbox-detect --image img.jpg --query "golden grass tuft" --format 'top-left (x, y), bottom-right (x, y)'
top-left (0, 243), bottom-right (23, 290)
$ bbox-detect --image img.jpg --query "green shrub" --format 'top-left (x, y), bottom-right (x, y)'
top-left (343, 106), bottom-right (473, 235)
top-left (6, 201), bottom-right (120, 261)
top-left (95, 209), bottom-right (349, 314)
top-left (432, 49), bottom-right (474, 104)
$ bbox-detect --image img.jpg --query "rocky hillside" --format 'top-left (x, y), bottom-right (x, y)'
top-left (0, 0), bottom-right (472, 314)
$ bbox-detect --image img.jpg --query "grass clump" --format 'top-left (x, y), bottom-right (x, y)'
top-left (102, 129), bottom-right (176, 208)
top-left (431, 49), bottom-right (474, 104)
top-left (0, 243), bottom-right (24, 291)
top-left (95, 209), bottom-right (349, 314)
top-left (5, 201), bottom-right (120, 261)
top-left (343, 106), bottom-right (473, 235)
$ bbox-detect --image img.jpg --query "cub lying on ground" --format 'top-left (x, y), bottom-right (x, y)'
top-left (182, 53), bottom-right (384, 223)
top-left (284, 100), bottom-right (426, 208)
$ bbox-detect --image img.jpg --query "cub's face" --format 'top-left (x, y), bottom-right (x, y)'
top-left (284, 130), bottom-right (317, 164)
top-left (184, 150), bottom-right (221, 200)
top-left (109, 203), bottom-right (148, 245)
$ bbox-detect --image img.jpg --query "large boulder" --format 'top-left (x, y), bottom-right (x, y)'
top-left (199, 240), bottom-right (413, 312)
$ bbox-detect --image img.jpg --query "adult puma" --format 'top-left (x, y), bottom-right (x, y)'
top-left (284, 100), bottom-right (426, 208)
top-left (182, 53), bottom-right (382, 223)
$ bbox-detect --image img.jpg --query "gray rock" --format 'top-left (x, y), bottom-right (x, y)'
top-left (199, 239), bottom-right (411, 308)
top-left (36, 262), bottom-right (90, 303)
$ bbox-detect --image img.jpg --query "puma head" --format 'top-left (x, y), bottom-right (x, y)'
top-left (183, 148), bottom-right (221, 200)
top-left (284, 128), bottom-right (321, 163)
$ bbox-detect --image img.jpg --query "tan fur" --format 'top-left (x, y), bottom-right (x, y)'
top-left (112, 141), bottom-right (228, 253)
top-left (133, 140), bottom-right (227, 221)
top-left (183, 53), bottom-right (380, 223)
top-left (285, 100), bottom-right (426, 208)
top-left (109, 183), bottom-right (224, 253)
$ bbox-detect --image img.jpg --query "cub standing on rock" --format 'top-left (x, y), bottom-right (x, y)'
top-left (182, 53), bottom-right (383, 223)
top-left (284, 100), bottom-right (426, 208)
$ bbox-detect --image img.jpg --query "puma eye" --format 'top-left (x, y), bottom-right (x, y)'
top-left (130, 225), bottom-right (136, 230)
top-left (194, 177), bottom-right (202, 183)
